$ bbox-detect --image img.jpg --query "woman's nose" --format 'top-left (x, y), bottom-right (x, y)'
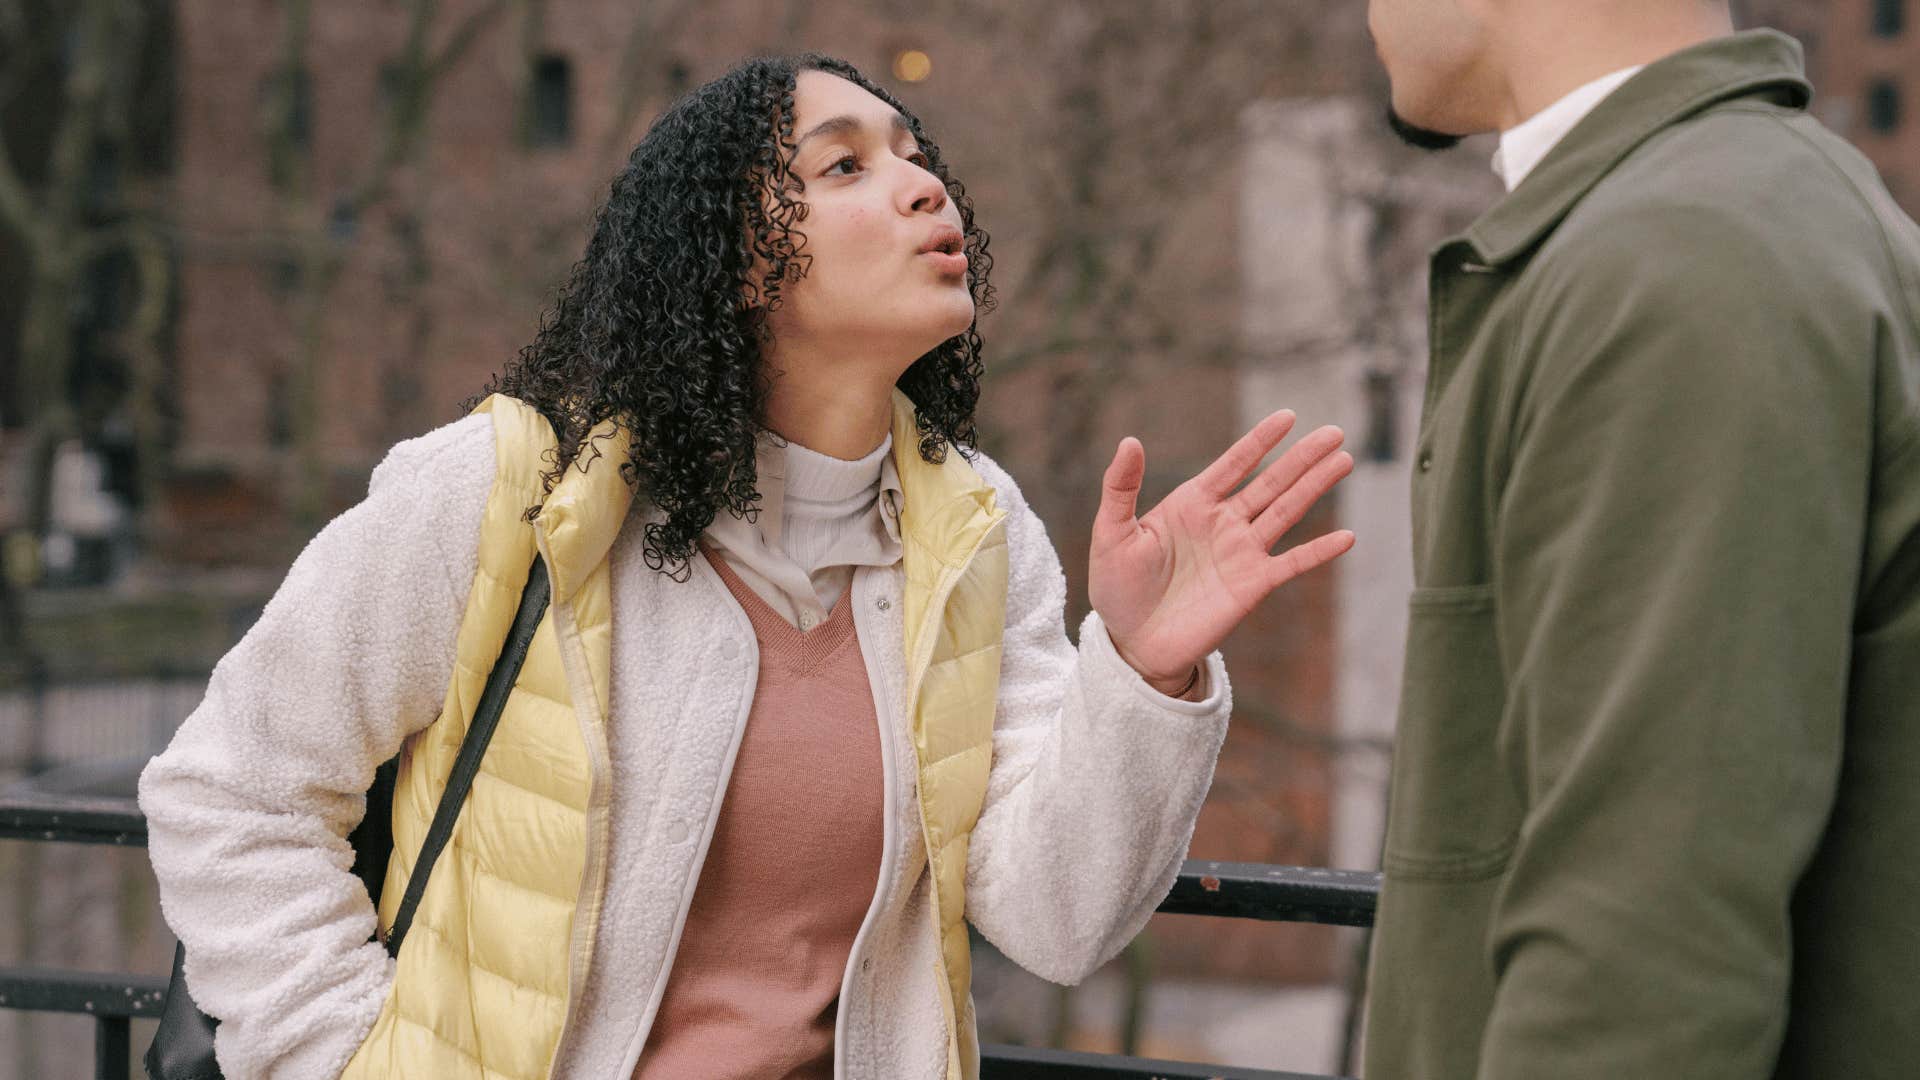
top-left (903, 162), bottom-right (947, 216)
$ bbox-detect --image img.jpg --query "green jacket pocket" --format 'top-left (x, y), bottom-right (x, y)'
top-left (1382, 585), bottom-right (1520, 880)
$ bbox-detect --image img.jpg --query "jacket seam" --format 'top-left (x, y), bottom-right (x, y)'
top-left (1382, 835), bottom-right (1518, 882)
top-left (466, 760), bottom-right (590, 820)
top-left (451, 841), bottom-right (578, 905)
top-left (1759, 112), bottom-right (1920, 357)
top-left (388, 1009), bottom-right (540, 1080)
top-left (398, 918), bottom-right (566, 1002)
top-left (1878, 417), bottom-right (1920, 475)
top-left (1408, 584), bottom-right (1497, 610)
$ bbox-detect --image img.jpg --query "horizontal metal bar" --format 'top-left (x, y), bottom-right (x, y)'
top-left (0, 797), bottom-right (1384, 926)
top-left (0, 797), bottom-right (1376, 1080)
top-left (2, 980), bottom-right (1359, 1080)
top-left (0, 793), bottom-right (150, 846)
top-left (982, 1042), bottom-right (1346, 1079)
top-left (0, 966), bottom-right (168, 1018)
top-left (1161, 860), bottom-right (1379, 927)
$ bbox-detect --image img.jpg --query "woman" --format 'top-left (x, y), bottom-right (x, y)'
top-left (139, 54), bottom-right (1354, 1079)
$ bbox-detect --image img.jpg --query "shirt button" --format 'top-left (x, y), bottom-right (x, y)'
top-left (799, 614), bottom-right (815, 630)
top-left (875, 597), bottom-right (890, 612)
top-left (665, 821), bottom-right (689, 844)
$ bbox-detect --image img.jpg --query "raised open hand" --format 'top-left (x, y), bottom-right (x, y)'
top-left (1088, 410), bottom-right (1356, 691)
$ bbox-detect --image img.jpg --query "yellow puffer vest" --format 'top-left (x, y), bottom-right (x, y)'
top-left (341, 392), bottom-right (1008, 1080)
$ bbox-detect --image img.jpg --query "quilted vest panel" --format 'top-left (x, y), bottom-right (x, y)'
top-left (888, 390), bottom-right (1009, 1080)
top-left (341, 396), bottom-right (623, 1080)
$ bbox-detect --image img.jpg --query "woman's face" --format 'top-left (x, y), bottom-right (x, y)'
top-left (760, 70), bottom-right (975, 368)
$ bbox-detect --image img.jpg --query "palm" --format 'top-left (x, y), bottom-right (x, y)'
top-left (1088, 412), bottom-right (1355, 684)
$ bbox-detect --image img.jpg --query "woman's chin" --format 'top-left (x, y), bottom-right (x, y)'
top-left (929, 295), bottom-right (978, 342)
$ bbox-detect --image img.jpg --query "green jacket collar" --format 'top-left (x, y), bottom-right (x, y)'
top-left (1462, 29), bottom-right (1812, 266)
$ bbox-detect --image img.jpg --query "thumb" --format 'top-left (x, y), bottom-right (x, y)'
top-left (1097, 436), bottom-right (1145, 532)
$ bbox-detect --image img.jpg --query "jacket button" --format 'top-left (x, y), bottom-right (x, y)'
top-left (666, 821), bottom-right (689, 844)
top-left (1417, 450), bottom-right (1434, 473)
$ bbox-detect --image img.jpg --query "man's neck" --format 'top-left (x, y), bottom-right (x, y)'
top-left (1486, 4), bottom-right (1735, 130)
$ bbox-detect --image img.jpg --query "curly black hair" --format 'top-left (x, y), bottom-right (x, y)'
top-left (464, 53), bottom-right (995, 578)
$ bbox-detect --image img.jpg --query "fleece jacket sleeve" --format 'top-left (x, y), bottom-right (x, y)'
top-left (136, 413), bottom-right (496, 1080)
top-left (962, 453), bottom-right (1232, 986)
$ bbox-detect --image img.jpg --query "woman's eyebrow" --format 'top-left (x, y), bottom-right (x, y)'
top-left (794, 112), bottom-right (911, 152)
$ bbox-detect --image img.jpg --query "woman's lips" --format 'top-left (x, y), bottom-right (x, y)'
top-left (920, 250), bottom-right (968, 275)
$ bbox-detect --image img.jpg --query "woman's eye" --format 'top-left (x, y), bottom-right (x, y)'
top-left (908, 152), bottom-right (931, 169)
top-left (827, 155), bottom-right (860, 176)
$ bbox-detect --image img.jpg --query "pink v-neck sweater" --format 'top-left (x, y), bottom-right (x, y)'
top-left (633, 549), bottom-right (886, 1078)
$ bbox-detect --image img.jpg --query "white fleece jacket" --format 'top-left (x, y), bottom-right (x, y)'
top-left (138, 413), bottom-right (1234, 1079)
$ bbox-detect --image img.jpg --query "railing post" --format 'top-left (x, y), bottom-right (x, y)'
top-left (95, 1014), bottom-right (131, 1080)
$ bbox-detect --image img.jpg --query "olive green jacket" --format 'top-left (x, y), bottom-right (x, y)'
top-left (1365, 31), bottom-right (1920, 1080)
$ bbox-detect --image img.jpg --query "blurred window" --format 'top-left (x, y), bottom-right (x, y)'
top-left (261, 64), bottom-right (312, 189)
top-left (266, 371), bottom-right (293, 448)
top-left (377, 61), bottom-right (408, 114)
top-left (1363, 370), bottom-right (1398, 463)
top-left (529, 54), bottom-right (573, 148)
top-left (1867, 78), bottom-right (1902, 133)
top-left (278, 66), bottom-right (312, 148)
top-left (1873, 0), bottom-right (1905, 38)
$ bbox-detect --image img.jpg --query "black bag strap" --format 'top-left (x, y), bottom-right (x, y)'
top-left (383, 556), bottom-right (551, 958)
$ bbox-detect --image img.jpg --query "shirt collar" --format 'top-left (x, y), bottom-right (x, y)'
top-left (1459, 30), bottom-right (1811, 268)
top-left (780, 431), bottom-right (904, 545)
top-left (705, 429), bottom-right (903, 555)
top-left (1492, 65), bottom-right (1644, 193)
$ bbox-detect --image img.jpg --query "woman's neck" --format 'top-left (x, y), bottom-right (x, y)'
top-left (759, 347), bottom-right (901, 461)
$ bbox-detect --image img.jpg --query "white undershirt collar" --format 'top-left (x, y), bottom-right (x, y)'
top-left (1492, 65), bottom-right (1645, 192)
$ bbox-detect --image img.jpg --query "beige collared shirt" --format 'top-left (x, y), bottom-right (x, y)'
top-left (702, 431), bottom-right (904, 632)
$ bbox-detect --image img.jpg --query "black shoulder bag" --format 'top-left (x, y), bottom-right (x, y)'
top-left (144, 558), bottom-right (552, 1080)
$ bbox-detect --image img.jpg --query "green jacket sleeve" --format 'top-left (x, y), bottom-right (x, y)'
top-left (1478, 204), bottom-right (1874, 1078)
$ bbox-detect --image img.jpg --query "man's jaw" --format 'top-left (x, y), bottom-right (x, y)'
top-left (1386, 106), bottom-right (1466, 152)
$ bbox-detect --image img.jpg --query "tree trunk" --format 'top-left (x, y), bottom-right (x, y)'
top-left (19, 259), bottom-right (80, 540)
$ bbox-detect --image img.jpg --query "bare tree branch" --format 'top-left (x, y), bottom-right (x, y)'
top-left (0, 0), bottom-right (26, 43)
top-left (0, 116), bottom-right (38, 240)
top-left (426, 0), bottom-right (513, 83)
top-left (598, 0), bottom-right (701, 161)
top-left (342, 0), bottom-right (512, 219)
top-left (262, 0), bottom-right (311, 196)
top-left (0, 2), bottom-right (57, 111)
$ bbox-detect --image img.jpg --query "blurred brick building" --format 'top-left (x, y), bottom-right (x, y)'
top-left (152, 0), bottom-right (1361, 1009)
top-left (1818, 0), bottom-right (1920, 210)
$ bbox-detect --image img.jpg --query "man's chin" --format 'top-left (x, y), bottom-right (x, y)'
top-left (1386, 107), bottom-right (1466, 152)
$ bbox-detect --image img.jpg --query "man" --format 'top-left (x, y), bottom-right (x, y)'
top-left (1364, 2), bottom-right (1920, 1077)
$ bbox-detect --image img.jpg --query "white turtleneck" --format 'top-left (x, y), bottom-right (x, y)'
top-left (700, 431), bottom-right (903, 631)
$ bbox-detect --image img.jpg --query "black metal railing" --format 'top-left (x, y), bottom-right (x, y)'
top-left (0, 792), bottom-right (1380, 1080)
